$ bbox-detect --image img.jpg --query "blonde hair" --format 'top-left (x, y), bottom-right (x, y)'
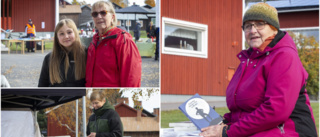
top-left (92, 1), bottom-right (117, 27)
top-left (90, 91), bottom-right (106, 102)
top-left (49, 19), bottom-right (86, 85)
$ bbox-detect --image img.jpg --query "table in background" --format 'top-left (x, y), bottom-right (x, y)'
top-left (1, 39), bottom-right (49, 54)
top-left (136, 42), bottom-right (156, 57)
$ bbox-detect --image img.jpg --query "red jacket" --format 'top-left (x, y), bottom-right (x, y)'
top-left (224, 31), bottom-right (317, 137)
top-left (86, 27), bottom-right (141, 87)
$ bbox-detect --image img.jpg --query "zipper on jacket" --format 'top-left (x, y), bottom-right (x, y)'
top-left (246, 58), bottom-right (250, 67)
top-left (277, 124), bottom-right (285, 134)
top-left (95, 115), bottom-right (98, 133)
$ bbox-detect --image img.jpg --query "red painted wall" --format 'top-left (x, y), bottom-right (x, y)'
top-left (161, 0), bottom-right (243, 96)
top-left (279, 11), bottom-right (319, 28)
top-left (47, 116), bottom-right (74, 137)
top-left (11, 0), bottom-right (55, 32)
top-left (115, 103), bottom-right (146, 117)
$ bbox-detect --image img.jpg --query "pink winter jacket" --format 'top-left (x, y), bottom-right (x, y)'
top-left (224, 31), bottom-right (317, 137)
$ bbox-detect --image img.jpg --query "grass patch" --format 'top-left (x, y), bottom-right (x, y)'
top-left (311, 102), bottom-right (319, 131)
top-left (2, 41), bottom-right (53, 51)
top-left (129, 30), bottom-right (148, 38)
top-left (161, 102), bottom-right (319, 132)
top-left (161, 107), bottom-right (230, 128)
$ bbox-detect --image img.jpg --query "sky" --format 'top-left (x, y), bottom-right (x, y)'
top-left (120, 88), bottom-right (160, 113)
top-left (87, 88), bottom-right (160, 113)
top-left (66, 0), bottom-right (155, 6)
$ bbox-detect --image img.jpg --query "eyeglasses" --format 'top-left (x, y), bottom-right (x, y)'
top-left (242, 22), bottom-right (268, 32)
top-left (91, 10), bottom-right (108, 18)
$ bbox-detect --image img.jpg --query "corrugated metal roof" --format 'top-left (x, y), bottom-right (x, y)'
top-left (59, 5), bottom-right (82, 14)
top-left (247, 0), bottom-right (319, 11)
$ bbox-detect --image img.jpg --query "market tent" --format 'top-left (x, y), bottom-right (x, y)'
top-left (115, 4), bottom-right (155, 32)
top-left (115, 4), bottom-right (155, 15)
top-left (2, 109), bottom-right (42, 137)
top-left (1, 88), bottom-right (86, 137)
top-left (2, 88), bottom-right (86, 110)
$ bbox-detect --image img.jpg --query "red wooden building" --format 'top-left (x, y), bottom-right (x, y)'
top-left (161, 0), bottom-right (319, 97)
top-left (115, 100), bottom-right (160, 137)
top-left (1, 0), bottom-right (56, 32)
top-left (161, 0), bottom-right (243, 96)
top-left (263, 0), bottom-right (319, 44)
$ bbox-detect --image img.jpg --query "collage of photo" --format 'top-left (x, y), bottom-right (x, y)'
top-left (1, 0), bottom-right (319, 137)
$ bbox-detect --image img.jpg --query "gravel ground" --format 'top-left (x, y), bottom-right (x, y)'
top-left (1, 50), bottom-right (159, 87)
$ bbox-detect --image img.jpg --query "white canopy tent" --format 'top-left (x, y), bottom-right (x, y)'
top-left (1, 89), bottom-right (86, 137)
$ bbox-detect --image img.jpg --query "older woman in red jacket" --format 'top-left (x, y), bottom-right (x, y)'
top-left (200, 3), bottom-right (317, 137)
top-left (86, 1), bottom-right (141, 87)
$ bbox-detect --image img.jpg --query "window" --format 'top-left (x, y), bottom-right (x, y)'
top-left (282, 27), bottom-right (319, 48)
top-left (282, 27), bottom-right (319, 42)
top-left (126, 20), bottom-right (131, 26)
top-left (117, 20), bottom-right (121, 26)
top-left (151, 18), bottom-right (156, 26)
top-left (162, 17), bottom-right (208, 58)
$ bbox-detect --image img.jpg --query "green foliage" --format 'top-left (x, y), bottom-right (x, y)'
top-left (72, 0), bottom-right (79, 5)
top-left (161, 103), bottom-right (318, 132)
top-left (311, 102), bottom-right (319, 131)
top-left (129, 30), bottom-right (148, 38)
top-left (120, 88), bottom-right (159, 110)
top-left (37, 110), bottom-right (47, 131)
top-left (4, 41), bottom-right (53, 51)
top-left (110, 0), bottom-right (127, 8)
top-left (78, 0), bottom-right (87, 6)
top-left (288, 31), bottom-right (319, 98)
top-left (145, 0), bottom-right (156, 7)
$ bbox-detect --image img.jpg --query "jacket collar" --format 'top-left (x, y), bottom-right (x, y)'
top-left (93, 98), bottom-right (115, 116)
top-left (237, 30), bottom-right (287, 60)
top-left (92, 27), bottom-right (119, 47)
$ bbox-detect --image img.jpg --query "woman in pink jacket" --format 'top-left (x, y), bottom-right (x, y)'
top-left (200, 3), bottom-right (317, 137)
top-left (86, 1), bottom-right (141, 87)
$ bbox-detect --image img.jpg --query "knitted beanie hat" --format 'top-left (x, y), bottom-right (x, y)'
top-left (243, 3), bottom-right (280, 30)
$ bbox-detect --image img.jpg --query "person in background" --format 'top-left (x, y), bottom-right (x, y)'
top-left (86, 22), bottom-right (91, 35)
top-left (146, 21), bottom-right (156, 42)
top-left (25, 19), bottom-right (36, 52)
top-left (86, 1), bottom-right (141, 87)
top-left (87, 91), bottom-right (123, 137)
top-left (200, 3), bottom-right (317, 137)
top-left (134, 21), bottom-right (141, 43)
top-left (154, 27), bottom-right (159, 60)
top-left (38, 19), bottom-right (86, 87)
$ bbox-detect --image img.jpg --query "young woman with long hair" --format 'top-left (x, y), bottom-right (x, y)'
top-left (38, 19), bottom-right (86, 87)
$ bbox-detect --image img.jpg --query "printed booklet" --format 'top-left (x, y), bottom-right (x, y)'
top-left (179, 93), bottom-right (223, 130)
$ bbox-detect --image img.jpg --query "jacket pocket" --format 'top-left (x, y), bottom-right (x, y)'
top-left (98, 119), bottom-right (110, 133)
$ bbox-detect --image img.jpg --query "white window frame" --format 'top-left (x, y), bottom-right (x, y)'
top-left (281, 27), bottom-right (319, 48)
top-left (281, 27), bottom-right (319, 31)
top-left (126, 20), bottom-right (131, 26)
top-left (162, 17), bottom-right (208, 58)
top-left (242, 0), bottom-right (246, 50)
